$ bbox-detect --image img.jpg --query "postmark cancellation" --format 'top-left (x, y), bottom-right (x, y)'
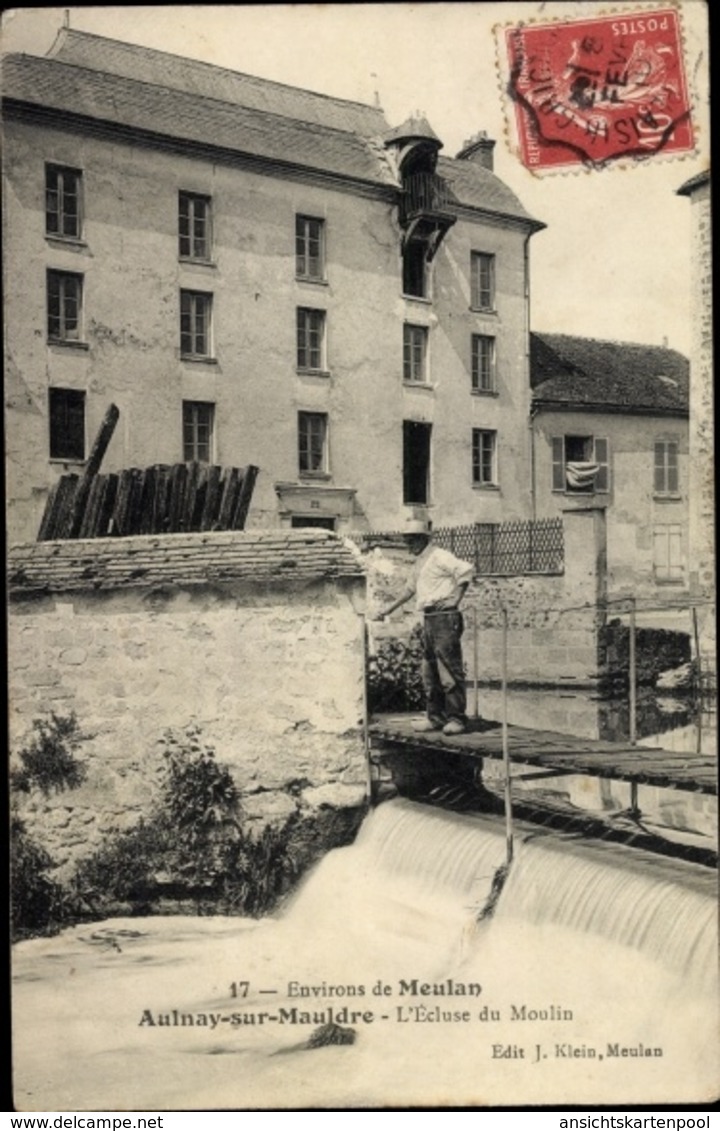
top-left (499, 6), bottom-right (695, 172)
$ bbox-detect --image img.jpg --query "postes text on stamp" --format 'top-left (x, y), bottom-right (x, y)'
top-left (504, 8), bottom-right (694, 171)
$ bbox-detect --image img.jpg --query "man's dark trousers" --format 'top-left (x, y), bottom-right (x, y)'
top-left (421, 610), bottom-right (467, 724)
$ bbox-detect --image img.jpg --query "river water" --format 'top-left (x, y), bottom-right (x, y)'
top-left (12, 799), bottom-right (718, 1110)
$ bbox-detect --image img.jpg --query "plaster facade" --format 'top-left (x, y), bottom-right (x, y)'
top-left (3, 35), bottom-right (540, 545)
top-left (531, 408), bottom-right (688, 598)
top-left (678, 175), bottom-right (713, 601)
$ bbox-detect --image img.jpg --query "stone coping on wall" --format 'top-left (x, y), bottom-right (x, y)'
top-left (7, 529), bottom-right (366, 596)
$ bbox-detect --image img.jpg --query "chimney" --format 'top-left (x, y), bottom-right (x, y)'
top-left (456, 130), bottom-right (496, 171)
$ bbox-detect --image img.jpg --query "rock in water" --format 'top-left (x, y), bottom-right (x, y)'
top-left (307, 1022), bottom-right (356, 1048)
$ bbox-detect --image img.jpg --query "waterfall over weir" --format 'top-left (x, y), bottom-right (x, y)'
top-left (291, 799), bottom-right (717, 990)
top-left (12, 799), bottom-right (720, 1110)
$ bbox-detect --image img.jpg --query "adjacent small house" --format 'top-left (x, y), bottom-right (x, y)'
top-left (530, 332), bottom-right (690, 597)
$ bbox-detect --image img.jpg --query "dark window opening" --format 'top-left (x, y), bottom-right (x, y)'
top-left (291, 515), bottom-right (336, 530)
top-left (403, 420), bottom-right (431, 505)
top-left (403, 241), bottom-right (427, 297)
top-left (49, 387), bottom-right (85, 461)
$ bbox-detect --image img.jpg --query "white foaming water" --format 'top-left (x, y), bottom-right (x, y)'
top-left (12, 799), bottom-right (719, 1110)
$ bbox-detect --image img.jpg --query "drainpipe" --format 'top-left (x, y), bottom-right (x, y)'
top-left (529, 404), bottom-right (537, 524)
top-left (524, 233), bottom-right (536, 523)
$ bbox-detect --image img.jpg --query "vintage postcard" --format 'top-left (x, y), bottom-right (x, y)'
top-left (4, 1), bottom-right (715, 1112)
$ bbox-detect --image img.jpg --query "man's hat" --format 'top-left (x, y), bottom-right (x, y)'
top-left (404, 519), bottom-right (431, 536)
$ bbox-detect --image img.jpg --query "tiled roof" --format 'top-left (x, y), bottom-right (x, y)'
top-left (437, 156), bottom-right (544, 229)
top-left (531, 333), bottom-right (689, 414)
top-left (48, 28), bottom-right (388, 136)
top-left (7, 530), bottom-right (365, 596)
top-left (2, 54), bottom-right (396, 187)
top-left (2, 30), bottom-right (541, 224)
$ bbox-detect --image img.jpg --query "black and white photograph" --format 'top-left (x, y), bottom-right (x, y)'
top-left (4, 1), bottom-right (715, 1111)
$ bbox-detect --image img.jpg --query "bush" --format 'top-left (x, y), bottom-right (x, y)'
top-left (10, 816), bottom-right (68, 940)
top-left (10, 713), bottom-right (87, 939)
top-left (11, 712), bottom-right (86, 795)
top-left (367, 625), bottom-right (425, 712)
top-left (72, 725), bottom-right (303, 918)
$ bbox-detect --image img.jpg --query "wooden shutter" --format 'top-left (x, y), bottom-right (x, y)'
top-left (594, 436), bottom-right (609, 491)
top-left (551, 437), bottom-right (565, 491)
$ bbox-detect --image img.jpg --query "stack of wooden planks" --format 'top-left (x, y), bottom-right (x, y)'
top-left (37, 404), bottom-right (258, 541)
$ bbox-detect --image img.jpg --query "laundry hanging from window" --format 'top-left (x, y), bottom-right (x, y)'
top-left (565, 461), bottom-right (600, 490)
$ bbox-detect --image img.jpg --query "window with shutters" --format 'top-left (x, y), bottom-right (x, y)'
top-left (49, 387), bottom-right (85, 461)
top-left (654, 439), bottom-right (680, 496)
top-left (653, 523), bottom-right (684, 583)
top-left (552, 434), bottom-right (609, 493)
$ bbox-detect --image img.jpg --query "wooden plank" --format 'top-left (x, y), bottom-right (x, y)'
top-left (166, 463), bottom-right (188, 532)
top-left (189, 463), bottom-right (208, 531)
top-left (217, 467), bottom-right (239, 530)
top-left (78, 476), bottom-right (107, 538)
top-left (138, 467), bottom-right (157, 535)
top-left (150, 464), bottom-right (172, 533)
top-left (37, 481), bottom-right (61, 542)
top-left (232, 464), bottom-right (259, 529)
top-left (96, 473), bottom-right (118, 537)
top-left (200, 465), bottom-right (222, 531)
top-left (52, 474), bottom-right (80, 540)
top-left (183, 462), bottom-right (201, 531)
top-left (111, 468), bottom-right (137, 536)
top-left (68, 404), bottom-right (120, 538)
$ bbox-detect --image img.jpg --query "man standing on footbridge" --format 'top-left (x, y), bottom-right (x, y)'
top-left (376, 519), bottom-right (474, 736)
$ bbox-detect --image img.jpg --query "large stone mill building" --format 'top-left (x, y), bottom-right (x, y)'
top-left (3, 27), bottom-right (544, 544)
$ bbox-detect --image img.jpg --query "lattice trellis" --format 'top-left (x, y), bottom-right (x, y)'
top-left (356, 518), bottom-right (564, 576)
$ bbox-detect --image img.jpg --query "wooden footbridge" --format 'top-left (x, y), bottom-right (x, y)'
top-left (370, 713), bottom-right (717, 795)
top-left (368, 714), bottom-right (717, 866)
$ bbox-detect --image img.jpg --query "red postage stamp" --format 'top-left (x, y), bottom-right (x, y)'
top-left (504, 8), bottom-right (694, 171)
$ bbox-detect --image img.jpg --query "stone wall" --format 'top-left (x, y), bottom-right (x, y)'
top-left (9, 532), bottom-right (368, 875)
top-left (365, 509), bottom-right (607, 688)
top-left (681, 176), bottom-right (715, 679)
